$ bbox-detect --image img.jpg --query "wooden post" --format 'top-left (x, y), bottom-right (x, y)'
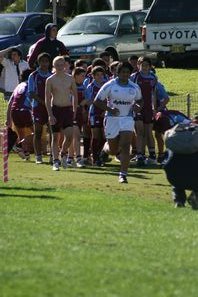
top-left (52, 0), bottom-right (57, 24)
top-left (187, 94), bottom-right (191, 118)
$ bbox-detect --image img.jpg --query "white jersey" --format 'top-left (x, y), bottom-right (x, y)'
top-left (95, 77), bottom-right (142, 117)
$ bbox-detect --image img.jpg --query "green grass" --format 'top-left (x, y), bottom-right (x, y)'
top-left (0, 155), bottom-right (198, 297)
top-left (157, 68), bottom-right (198, 95)
top-left (0, 68), bottom-right (198, 296)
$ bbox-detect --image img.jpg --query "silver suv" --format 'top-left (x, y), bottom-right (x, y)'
top-left (57, 10), bottom-right (149, 62)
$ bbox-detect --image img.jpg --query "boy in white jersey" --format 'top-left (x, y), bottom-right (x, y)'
top-left (94, 62), bottom-right (142, 183)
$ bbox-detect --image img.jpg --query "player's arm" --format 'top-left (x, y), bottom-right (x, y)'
top-left (6, 94), bottom-right (14, 127)
top-left (28, 74), bottom-right (40, 102)
top-left (153, 87), bottom-right (157, 111)
top-left (94, 83), bottom-right (119, 116)
top-left (0, 45), bottom-right (21, 64)
top-left (28, 41), bottom-right (43, 69)
top-left (45, 78), bottom-right (56, 125)
top-left (71, 78), bottom-right (78, 116)
top-left (85, 85), bottom-right (94, 105)
top-left (132, 85), bottom-right (143, 113)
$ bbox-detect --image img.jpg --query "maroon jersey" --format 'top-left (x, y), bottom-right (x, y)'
top-left (28, 69), bottom-right (51, 125)
top-left (75, 83), bottom-right (86, 129)
top-left (11, 82), bottom-right (32, 127)
top-left (11, 82), bottom-right (29, 111)
top-left (132, 71), bottom-right (157, 123)
top-left (86, 80), bottom-right (105, 128)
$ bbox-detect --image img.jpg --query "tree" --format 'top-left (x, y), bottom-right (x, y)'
top-left (0, 0), bottom-right (15, 11)
top-left (4, 0), bottom-right (25, 12)
top-left (2, 0), bottom-right (111, 15)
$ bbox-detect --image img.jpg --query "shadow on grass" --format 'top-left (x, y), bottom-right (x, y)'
top-left (0, 193), bottom-right (61, 200)
top-left (167, 91), bottom-right (179, 96)
top-left (70, 168), bottom-right (151, 179)
top-left (0, 186), bottom-right (56, 191)
top-left (154, 183), bottom-right (170, 187)
top-left (0, 186), bottom-right (60, 200)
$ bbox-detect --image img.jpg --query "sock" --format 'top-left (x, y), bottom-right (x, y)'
top-left (83, 137), bottom-right (91, 158)
top-left (103, 142), bottom-right (110, 154)
top-left (76, 155), bottom-right (81, 162)
top-left (119, 171), bottom-right (127, 177)
top-left (92, 138), bottom-right (100, 162)
top-left (149, 150), bottom-right (156, 159)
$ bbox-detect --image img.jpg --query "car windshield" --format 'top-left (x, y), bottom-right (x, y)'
top-left (0, 16), bottom-right (24, 35)
top-left (146, 0), bottom-right (198, 23)
top-left (59, 15), bottom-right (119, 35)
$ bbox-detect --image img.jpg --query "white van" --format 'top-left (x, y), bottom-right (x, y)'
top-left (142, 0), bottom-right (198, 65)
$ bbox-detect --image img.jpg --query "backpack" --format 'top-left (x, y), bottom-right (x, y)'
top-left (164, 123), bottom-right (198, 154)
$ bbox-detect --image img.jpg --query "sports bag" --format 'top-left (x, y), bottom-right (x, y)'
top-left (164, 123), bottom-right (198, 154)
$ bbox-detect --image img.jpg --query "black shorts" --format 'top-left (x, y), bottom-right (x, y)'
top-left (51, 105), bottom-right (73, 133)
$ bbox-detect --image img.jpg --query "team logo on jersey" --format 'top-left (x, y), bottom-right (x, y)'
top-left (113, 100), bottom-right (131, 105)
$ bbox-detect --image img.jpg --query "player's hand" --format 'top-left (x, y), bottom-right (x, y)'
top-left (5, 120), bottom-right (12, 127)
top-left (132, 103), bottom-right (141, 113)
top-left (110, 107), bottom-right (120, 116)
top-left (48, 115), bottom-right (56, 125)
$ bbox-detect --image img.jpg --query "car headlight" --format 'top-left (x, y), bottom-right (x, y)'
top-left (71, 46), bottom-right (97, 54)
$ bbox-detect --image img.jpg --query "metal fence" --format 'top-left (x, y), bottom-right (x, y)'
top-left (167, 92), bottom-right (198, 118)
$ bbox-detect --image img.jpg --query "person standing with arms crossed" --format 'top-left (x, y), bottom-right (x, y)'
top-left (45, 56), bottom-right (78, 171)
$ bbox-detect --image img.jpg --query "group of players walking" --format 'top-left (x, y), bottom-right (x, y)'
top-left (2, 23), bottom-right (171, 183)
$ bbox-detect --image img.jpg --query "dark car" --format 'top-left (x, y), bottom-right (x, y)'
top-left (0, 13), bottom-right (65, 58)
top-left (57, 10), bottom-right (150, 62)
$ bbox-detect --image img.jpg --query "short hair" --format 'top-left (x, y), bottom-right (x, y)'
top-left (52, 56), bottom-right (65, 66)
top-left (8, 48), bottom-right (22, 60)
top-left (138, 56), bottom-right (152, 66)
top-left (72, 67), bottom-right (86, 76)
top-left (37, 52), bottom-right (51, 63)
top-left (117, 62), bottom-right (133, 74)
top-left (64, 55), bottom-right (71, 64)
top-left (74, 59), bottom-right (87, 68)
top-left (92, 58), bottom-right (106, 68)
top-left (21, 69), bottom-right (32, 82)
top-left (99, 51), bottom-right (111, 58)
top-left (110, 61), bottom-right (119, 71)
top-left (128, 55), bottom-right (138, 61)
top-left (91, 66), bottom-right (105, 76)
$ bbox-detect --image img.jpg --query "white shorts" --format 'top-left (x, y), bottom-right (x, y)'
top-left (104, 116), bottom-right (135, 139)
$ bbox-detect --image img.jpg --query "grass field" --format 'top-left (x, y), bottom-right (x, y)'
top-left (0, 68), bottom-right (198, 297)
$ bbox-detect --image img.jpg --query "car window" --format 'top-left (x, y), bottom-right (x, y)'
top-left (0, 16), bottom-right (24, 35)
top-left (118, 14), bottom-right (137, 34)
top-left (58, 15), bottom-right (119, 35)
top-left (133, 11), bottom-right (147, 26)
top-left (146, 0), bottom-right (198, 23)
top-left (25, 16), bottom-right (50, 34)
